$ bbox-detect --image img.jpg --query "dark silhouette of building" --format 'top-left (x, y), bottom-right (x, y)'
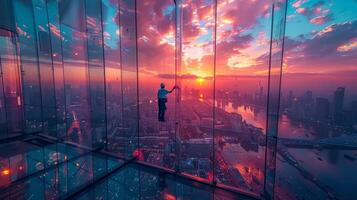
top-left (315, 97), bottom-right (330, 120)
top-left (333, 87), bottom-right (345, 123)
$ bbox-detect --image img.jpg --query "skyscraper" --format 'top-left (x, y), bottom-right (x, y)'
top-left (315, 97), bottom-right (330, 120)
top-left (333, 87), bottom-right (345, 123)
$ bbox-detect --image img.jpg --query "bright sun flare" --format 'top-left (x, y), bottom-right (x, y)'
top-left (196, 77), bottom-right (205, 85)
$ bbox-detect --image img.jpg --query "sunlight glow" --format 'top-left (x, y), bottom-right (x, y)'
top-left (196, 77), bottom-right (205, 85)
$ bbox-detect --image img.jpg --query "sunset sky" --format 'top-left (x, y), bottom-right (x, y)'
top-left (101, 0), bottom-right (357, 77)
top-left (102, 0), bottom-right (357, 92)
top-left (13, 0), bottom-right (356, 97)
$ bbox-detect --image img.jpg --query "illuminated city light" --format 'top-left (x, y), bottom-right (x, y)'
top-left (1, 169), bottom-right (10, 176)
top-left (163, 193), bottom-right (176, 200)
top-left (133, 149), bottom-right (144, 161)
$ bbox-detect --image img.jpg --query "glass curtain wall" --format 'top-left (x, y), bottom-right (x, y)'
top-left (13, 0), bottom-right (43, 134)
top-left (178, 0), bottom-right (215, 181)
top-left (275, 1), bottom-right (357, 199)
top-left (103, 0), bottom-right (124, 154)
top-left (2, 0), bottom-right (357, 199)
top-left (60, 0), bottom-right (92, 148)
top-left (264, 0), bottom-right (287, 198)
top-left (32, 0), bottom-right (57, 138)
top-left (85, 0), bottom-right (107, 149)
top-left (0, 30), bottom-right (23, 138)
top-left (0, 0), bottom-right (22, 138)
top-left (137, 0), bottom-right (176, 168)
top-left (105, 0), bottom-right (139, 157)
top-left (46, 0), bottom-right (67, 139)
top-left (215, 0), bottom-right (274, 195)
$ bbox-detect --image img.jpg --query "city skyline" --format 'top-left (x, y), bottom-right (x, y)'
top-left (1, 0), bottom-right (357, 199)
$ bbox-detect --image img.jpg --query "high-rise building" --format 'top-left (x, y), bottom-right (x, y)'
top-left (315, 97), bottom-right (330, 120)
top-left (65, 84), bottom-right (72, 105)
top-left (287, 90), bottom-right (293, 108)
top-left (333, 87), bottom-right (345, 123)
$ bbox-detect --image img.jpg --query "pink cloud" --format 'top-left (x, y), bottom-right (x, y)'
top-left (292, 0), bottom-right (306, 8)
top-left (310, 15), bottom-right (329, 25)
top-left (297, 7), bottom-right (306, 14)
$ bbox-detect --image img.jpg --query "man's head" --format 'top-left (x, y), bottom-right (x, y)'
top-left (160, 83), bottom-right (165, 88)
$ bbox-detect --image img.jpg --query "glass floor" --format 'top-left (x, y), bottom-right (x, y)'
top-left (0, 137), bottom-right (257, 200)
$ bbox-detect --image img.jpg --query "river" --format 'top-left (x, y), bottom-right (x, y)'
top-left (220, 102), bottom-right (357, 199)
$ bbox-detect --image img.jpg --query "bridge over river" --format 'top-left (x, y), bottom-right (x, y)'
top-left (279, 135), bottom-right (357, 150)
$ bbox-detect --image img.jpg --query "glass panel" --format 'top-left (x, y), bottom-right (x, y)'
top-left (175, 0), bottom-right (183, 173)
top-left (32, 0), bottom-right (57, 137)
top-left (56, 153), bottom-right (122, 197)
top-left (76, 163), bottom-right (255, 200)
top-left (214, 0), bottom-right (275, 195)
top-left (13, 0), bottom-right (43, 133)
top-left (275, 0), bottom-right (357, 199)
top-left (9, 154), bottom-right (27, 181)
top-left (116, 0), bottom-right (139, 157)
top-left (0, 49), bottom-right (6, 136)
top-left (0, 140), bottom-right (92, 191)
top-left (102, 0), bottom-right (124, 154)
top-left (0, 150), bottom-right (122, 199)
top-left (0, 0), bottom-right (16, 32)
top-left (0, 30), bottom-right (23, 137)
top-left (85, 0), bottom-right (106, 149)
top-left (137, 0), bottom-right (176, 169)
top-left (264, 0), bottom-right (287, 198)
top-left (0, 158), bottom-right (11, 188)
top-left (26, 148), bottom-right (45, 174)
top-left (60, 0), bottom-right (92, 148)
top-left (47, 0), bottom-right (67, 139)
top-left (179, 0), bottom-right (215, 181)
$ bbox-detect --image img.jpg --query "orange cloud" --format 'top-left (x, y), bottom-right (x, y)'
top-left (337, 38), bottom-right (357, 52)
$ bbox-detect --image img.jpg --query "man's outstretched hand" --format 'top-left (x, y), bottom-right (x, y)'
top-left (169, 85), bottom-right (180, 93)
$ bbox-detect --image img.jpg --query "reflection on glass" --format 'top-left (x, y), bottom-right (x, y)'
top-left (0, 141), bottom-right (89, 189)
top-left (76, 163), bottom-right (250, 200)
top-left (0, 146), bottom-right (121, 199)
top-left (215, 0), bottom-right (273, 194)
top-left (118, 0), bottom-right (139, 157)
top-left (264, 0), bottom-right (287, 198)
top-left (0, 30), bottom-right (23, 137)
top-left (61, 22), bottom-right (92, 147)
top-left (137, 0), bottom-right (176, 169)
top-left (103, 0), bottom-right (124, 154)
top-left (85, 0), bottom-right (107, 149)
top-left (275, 1), bottom-right (357, 199)
top-left (32, 0), bottom-right (57, 137)
top-left (178, 0), bottom-right (215, 181)
top-left (13, 0), bottom-right (43, 133)
top-left (47, 0), bottom-right (67, 139)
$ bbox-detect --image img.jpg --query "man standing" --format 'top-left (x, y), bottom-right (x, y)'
top-left (157, 83), bottom-right (176, 122)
